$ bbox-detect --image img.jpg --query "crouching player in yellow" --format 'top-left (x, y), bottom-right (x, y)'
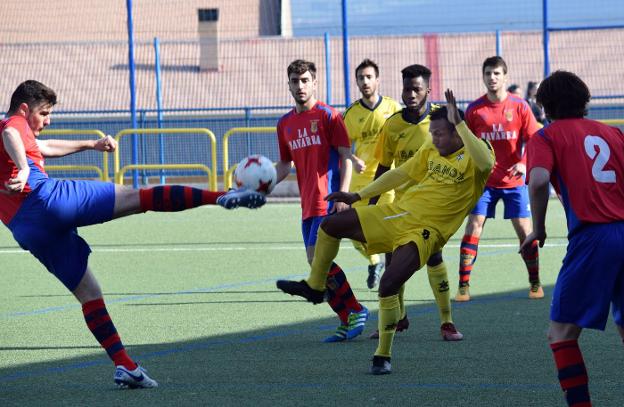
top-left (277, 89), bottom-right (494, 374)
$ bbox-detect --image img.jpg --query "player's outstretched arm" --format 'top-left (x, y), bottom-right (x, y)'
top-left (274, 160), bottom-right (292, 185)
top-left (333, 146), bottom-right (354, 213)
top-left (36, 135), bottom-right (117, 158)
top-left (445, 89), bottom-right (494, 171)
top-left (325, 191), bottom-right (361, 205)
top-left (368, 164), bottom-right (391, 205)
top-left (357, 167), bottom-right (410, 202)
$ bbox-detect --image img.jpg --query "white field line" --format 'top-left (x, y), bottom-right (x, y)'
top-left (0, 241), bottom-right (568, 254)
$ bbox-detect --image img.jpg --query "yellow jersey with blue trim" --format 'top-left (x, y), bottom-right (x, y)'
top-left (396, 136), bottom-right (494, 243)
top-left (344, 96), bottom-right (402, 191)
top-left (375, 104), bottom-right (438, 199)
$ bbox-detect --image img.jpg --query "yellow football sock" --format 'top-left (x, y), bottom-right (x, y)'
top-left (427, 262), bottom-right (453, 324)
top-left (374, 294), bottom-right (400, 358)
top-left (398, 284), bottom-right (406, 319)
top-left (352, 240), bottom-right (368, 259)
top-left (369, 253), bottom-right (380, 266)
top-left (307, 228), bottom-right (340, 290)
top-left (352, 241), bottom-right (379, 265)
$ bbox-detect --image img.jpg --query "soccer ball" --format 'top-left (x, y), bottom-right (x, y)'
top-left (234, 154), bottom-right (277, 195)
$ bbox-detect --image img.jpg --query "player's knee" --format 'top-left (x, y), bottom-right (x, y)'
top-left (547, 322), bottom-right (581, 343)
top-left (466, 218), bottom-right (484, 236)
top-left (74, 282), bottom-right (103, 304)
top-left (427, 252), bottom-right (443, 267)
top-left (378, 273), bottom-right (401, 297)
top-left (468, 225), bottom-right (482, 236)
top-left (320, 214), bottom-right (351, 238)
top-left (319, 217), bottom-right (337, 236)
top-left (384, 252), bottom-right (393, 267)
top-left (113, 185), bottom-right (141, 216)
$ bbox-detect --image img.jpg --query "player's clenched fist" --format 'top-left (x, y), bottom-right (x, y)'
top-left (94, 135), bottom-right (117, 152)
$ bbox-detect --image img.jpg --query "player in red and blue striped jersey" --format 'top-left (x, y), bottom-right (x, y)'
top-left (1, 80), bottom-right (265, 389)
top-left (521, 70), bottom-right (624, 407)
top-left (275, 60), bottom-right (369, 342)
top-left (456, 56), bottom-right (543, 301)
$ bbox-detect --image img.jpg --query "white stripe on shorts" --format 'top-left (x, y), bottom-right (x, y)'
top-left (383, 211), bottom-right (409, 220)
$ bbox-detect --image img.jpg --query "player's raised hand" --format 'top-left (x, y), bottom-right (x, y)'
top-left (352, 156), bottom-right (366, 173)
top-left (325, 191), bottom-right (361, 205)
top-left (331, 201), bottom-right (350, 213)
top-left (508, 162), bottom-right (526, 178)
top-left (444, 89), bottom-right (462, 126)
top-left (520, 231), bottom-right (546, 254)
top-left (94, 135), bottom-right (117, 152)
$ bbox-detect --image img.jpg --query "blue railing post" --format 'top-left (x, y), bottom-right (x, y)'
top-left (543, 0), bottom-right (550, 78)
top-left (139, 110), bottom-right (149, 185)
top-left (245, 107), bottom-right (252, 155)
top-left (154, 37), bottom-right (166, 184)
top-left (126, 0), bottom-right (139, 188)
top-left (324, 32), bottom-right (332, 105)
top-left (495, 29), bottom-right (502, 56)
top-left (341, 0), bottom-right (350, 107)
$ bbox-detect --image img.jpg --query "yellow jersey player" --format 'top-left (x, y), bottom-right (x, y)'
top-left (368, 64), bottom-right (462, 341)
top-left (276, 89), bottom-right (494, 374)
top-left (343, 58), bottom-right (401, 289)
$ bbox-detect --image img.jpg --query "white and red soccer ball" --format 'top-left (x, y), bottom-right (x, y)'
top-left (234, 154), bottom-right (277, 195)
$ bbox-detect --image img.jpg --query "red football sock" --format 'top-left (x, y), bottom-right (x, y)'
top-left (521, 239), bottom-right (540, 284)
top-left (82, 298), bottom-right (137, 370)
top-left (459, 234), bottom-right (479, 286)
top-left (326, 263), bottom-right (363, 324)
top-left (550, 340), bottom-right (591, 407)
top-left (139, 185), bottom-right (225, 212)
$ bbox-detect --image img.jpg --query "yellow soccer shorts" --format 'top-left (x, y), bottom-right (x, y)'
top-left (354, 203), bottom-right (443, 268)
top-left (350, 189), bottom-right (394, 256)
top-left (350, 189), bottom-right (394, 208)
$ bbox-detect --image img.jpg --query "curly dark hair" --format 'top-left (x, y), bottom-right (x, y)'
top-left (536, 70), bottom-right (590, 119)
top-left (429, 105), bottom-right (464, 123)
top-left (401, 64), bottom-right (431, 84)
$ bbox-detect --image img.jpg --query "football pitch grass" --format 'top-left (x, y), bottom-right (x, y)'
top-left (1, 202), bottom-right (622, 406)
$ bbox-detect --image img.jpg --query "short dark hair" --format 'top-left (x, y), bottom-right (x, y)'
top-left (355, 58), bottom-right (379, 78)
top-left (536, 70), bottom-right (590, 119)
top-left (525, 81), bottom-right (538, 99)
top-left (8, 80), bottom-right (57, 113)
top-left (401, 64), bottom-right (431, 84)
top-left (507, 84), bottom-right (520, 94)
top-left (287, 59), bottom-right (317, 80)
top-left (482, 56), bottom-right (507, 74)
top-left (429, 105), bottom-right (465, 123)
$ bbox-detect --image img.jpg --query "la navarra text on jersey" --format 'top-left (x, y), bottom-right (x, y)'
top-left (479, 124), bottom-right (517, 141)
top-left (288, 127), bottom-right (322, 151)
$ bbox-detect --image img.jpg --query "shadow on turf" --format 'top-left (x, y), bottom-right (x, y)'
top-left (0, 345), bottom-right (102, 351)
top-left (2, 284), bottom-right (623, 406)
top-left (446, 234), bottom-right (568, 243)
top-left (19, 291), bottom-right (438, 306)
top-left (88, 241), bottom-right (301, 248)
top-left (19, 290), bottom-right (282, 298)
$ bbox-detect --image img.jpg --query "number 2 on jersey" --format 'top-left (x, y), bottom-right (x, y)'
top-left (584, 135), bottom-right (616, 183)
